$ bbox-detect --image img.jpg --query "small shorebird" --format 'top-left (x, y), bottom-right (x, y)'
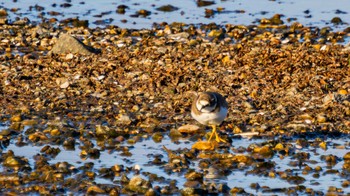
top-left (191, 92), bottom-right (228, 143)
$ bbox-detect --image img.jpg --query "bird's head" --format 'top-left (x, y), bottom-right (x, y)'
top-left (196, 93), bottom-right (217, 112)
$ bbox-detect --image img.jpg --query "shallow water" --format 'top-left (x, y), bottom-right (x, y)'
top-left (1, 0), bottom-right (349, 30)
top-left (1, 125), bottom-right (350, 194)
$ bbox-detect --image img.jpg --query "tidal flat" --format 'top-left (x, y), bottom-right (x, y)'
top-left (0, 1), bottom-right (350, 195)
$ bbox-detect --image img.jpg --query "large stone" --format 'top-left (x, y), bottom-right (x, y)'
top-left (51, 33), bottom-right (100, 55)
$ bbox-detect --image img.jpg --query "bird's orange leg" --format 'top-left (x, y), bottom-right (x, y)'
top-left (208, 125), bottom-right (226, 143)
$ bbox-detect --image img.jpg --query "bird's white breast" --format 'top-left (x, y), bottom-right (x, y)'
top-left (191, 107), bottom-right (228, 126)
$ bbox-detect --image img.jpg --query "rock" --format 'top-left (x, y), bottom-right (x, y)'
top-left (156, 5), bottom-right (179, 12)
top-left (331, 17), bottom-right (343, 24)
top-left (208, 29), bottom-right (224, 38)
top-left (167, 32), bottom-right (189, 41)
top-left (192, 141), bottom-right (216, 151)
top-left (65, 53), bottom-right (74, 60)
top-left (0, 18), bottom-right (8, 25)
top-left (10, 114), bottom-right (22, 122)
top-left (95, 125), bottom-right (116, 138)
top-left (13, 18), bottom-right (30, 25)
top-left (181, 187), bottom-right (196, 196)
top-left (56, 77), bottom-right (70, 89)
top-left (178, 124), bottom-right (200, 133)
top-left (4, 156), bottom-right (21, 168)
top-left (117, 114), bottom-right (132, 125)
top-left (0, 9), bottom-right (7, 16)
top-left (231, 154), bottom-right (252, 164)
top-left (51, 33), bottom-right (100, 55)
top-left (230, 187), bottom-right (246, 194)
top-left (124, 176), bottom-right (150, 194)
top-left (86, 185), bottom-right (105, 194)
top-left (319, 141), bottom-right (327, 151)
top-left (169, 128), bottom-right (183, 139)
top-left (253, 145), bottom-right (274, 157)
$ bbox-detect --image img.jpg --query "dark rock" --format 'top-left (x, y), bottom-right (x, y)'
top-left (331, 17), bottom-right (343, 25)
top-left (156, 5), bottom-right (179, 12)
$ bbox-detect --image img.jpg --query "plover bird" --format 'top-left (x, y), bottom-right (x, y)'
top-left (191, 92), bottom-right (228, 143)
